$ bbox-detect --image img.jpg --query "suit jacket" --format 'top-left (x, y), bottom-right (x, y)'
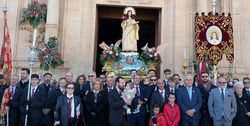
top-left (54, 95), bottom-right (82, 126)
top-left (150, 89), bottom-right (169, 113)
top-left (39, 84), bottom-right (60, 124)
top-left (8, 86), bottom-right (23, 126)
top-left (0, 83), bottom-right (8, 104)
top-left (108, 88), bottom-right (127, 125)
top-left (208, 88), bottom-right (237, 121)
top-left (177, 86), bottom-right (202, 120)
top-left (85, 90), bottom-right (108, 126)
top-left (20, 85), bottom-right (46, 121)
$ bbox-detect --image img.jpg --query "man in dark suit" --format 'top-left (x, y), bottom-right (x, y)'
top-left (198, 72), bottom-right (216, 126)
top-left (163, 68), bottom-right (172, 87)
top-left (20, 74), bottom-right (46, 126)
top-left (0, 74), bottom-right (8, 105)
top-left (166, 77), bottom-right (178, 95)
top-left (39, 73), bottom-right (60, 126)
top-left (177, 74), bottom-right (202, 126)
top-left (7, 74), bottom-right (23, 126)
top-left (54, 83), bottom-right (82, 126)
top-left (150, 79), bottom-right (169, 125)
top-left (65, 72), bottom-right (80, 96)
top-left (108, 76), bottom-right (129, 126)
top-left (243, 77), bottom-right (250, 98)
top-left (19, 68), bottom-right (30, 89)
top-left (128, 75), bottom-right (146, 126)
top-left (55, 77), bottom-right (67, 96)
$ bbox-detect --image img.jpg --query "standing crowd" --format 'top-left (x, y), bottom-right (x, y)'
top-left (0, 68), bottom-right (250, 126)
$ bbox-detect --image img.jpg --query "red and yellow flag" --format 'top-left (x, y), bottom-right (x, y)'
top-left (0, 12), bottom-right (12, 79)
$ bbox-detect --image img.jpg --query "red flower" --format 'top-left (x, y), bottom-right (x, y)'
top-left (154, 56), bottom-right (159, 60)
top-left (30, 12), bottom-right (36, 17)
top-left (111, 54), bottom-right (116, 58)
top-left (146, 53), bottom-right (150, 56)
top-left (44, 48), bottom-right (51, 54)
top-left (108, 48), bottom-right (112, 51)
top-left (55, 53), bottom-right (61, 58)
top-left (103, 53), bottom-right (108, 58)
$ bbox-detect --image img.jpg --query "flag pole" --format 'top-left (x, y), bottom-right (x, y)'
top-left (25, 28), bottom-right (38, 126)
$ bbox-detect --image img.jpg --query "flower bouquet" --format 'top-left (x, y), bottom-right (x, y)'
top-left (36, 37), bottom-right (64, 70)
top-left (20, 0), bottom-right (47, 27)
top-left (140, 45), bottom-right (161, 64)
top-left (99, 42), bottom-right (121, 65)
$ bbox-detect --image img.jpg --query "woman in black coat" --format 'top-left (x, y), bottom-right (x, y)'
top-left (84, 78), bottom-right (108, 126)
top-left (233, 82), bottom-right (250, 126)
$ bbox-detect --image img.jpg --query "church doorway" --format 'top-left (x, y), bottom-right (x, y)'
top-left (95, 6), bottom-right (161, 76)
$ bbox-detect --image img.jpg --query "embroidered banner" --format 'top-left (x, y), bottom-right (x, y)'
top-left (194, 13), bottom-right (234, 65)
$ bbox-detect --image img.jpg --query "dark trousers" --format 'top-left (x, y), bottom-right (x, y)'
top-left (182, 118), bottom-right (200, 126)
top-left (200, 113), bottom-right (213, 126)
top-left (68, 117), bottom-right (77, 126)
top-left (128, 113), bottom-right (146, 126)
top-left (110, 115), bottom-right (128, 126)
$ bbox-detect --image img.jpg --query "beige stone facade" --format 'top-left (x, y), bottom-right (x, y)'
top-left (0, 0), bottom-right (249, 80)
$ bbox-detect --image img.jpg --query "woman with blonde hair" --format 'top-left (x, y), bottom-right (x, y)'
top-left (84, 79), bottom-right (108, 126)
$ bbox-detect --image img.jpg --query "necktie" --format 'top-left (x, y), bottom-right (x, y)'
top-left (32, 88), bottom-right (35, 98)
top-left (10, 87), bottom-right (14, 96)
top-left (171, 89), bottom-right (174, 93)
top-left (94, 93), bottom-right (98, 102)
top-left (68, 97), bottom-right (72, 118)
top-left (221, 89), bottom-right (224, 101)
top-left (136, 86), bottom-right (140, 96)
top-left (160, 91), bottom-right (164, 102)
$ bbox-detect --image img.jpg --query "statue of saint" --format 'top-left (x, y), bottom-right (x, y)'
top-left (121, 7), bottom-right (140, 52)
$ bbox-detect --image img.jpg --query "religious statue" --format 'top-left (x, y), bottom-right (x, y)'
top-left (121, 7), bottom-right (140, 52)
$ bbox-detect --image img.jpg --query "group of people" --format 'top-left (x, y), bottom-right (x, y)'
top-left (0, 68), bottom-right (250, 126)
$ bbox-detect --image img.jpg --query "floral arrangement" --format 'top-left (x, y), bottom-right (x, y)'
top-left (20, 0), bottom-right (47, 27)
top-left (140, 46), bottom-right (161, 64)
top-left (36, 37), bottom-right (64, 70)
top-left (99, 41), bottom-right (121, 65)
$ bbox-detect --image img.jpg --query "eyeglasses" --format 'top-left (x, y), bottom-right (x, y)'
top-left (202, 76), bottom-right (208, 78)
top-left (151, 79), bottom-right (157, 81)
top-left (67, 87), bottom-right (74, 89)
top-left (88, 75), bottom-right (94, 77)
top-left (244, 82), bottom-right (250, 84)
top-left (165, 72), bottom-right (171, 75)
top-left (218, 82), bottom-right (226, 84)
top-left (100, 77), bottom-right (105, 79)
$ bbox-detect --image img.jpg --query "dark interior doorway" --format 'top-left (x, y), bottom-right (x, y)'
top-left (95, 6), bottom-right (160, 76)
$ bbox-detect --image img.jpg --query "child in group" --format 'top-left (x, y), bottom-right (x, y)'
top-left (121, 82), bottom-right (136, 114)
top-left (149, 104), bottom-right (167, 126)
top-left (163, 92), bottom-right (180, 126)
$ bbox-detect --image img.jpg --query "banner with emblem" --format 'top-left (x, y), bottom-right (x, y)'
top-left (194, 13), bottom-right (234, 65)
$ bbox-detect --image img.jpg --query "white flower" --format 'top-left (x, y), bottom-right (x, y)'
top-left (115, 53), bottom-right (119, 56)
top-left (109, 51), bottom-right (113, 54)
top-left (149, 54), bottom-right (153, 57)
top-left (154, 53), bottom-right (158, 56)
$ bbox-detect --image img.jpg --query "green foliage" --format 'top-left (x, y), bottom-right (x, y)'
top-left (140, 47), bottom-right (161, 64)
top-left (36, 37), bottom-right (64, 71)
top-left (100, 44), bottom-right (121, 65)
top-left (20, 1), bottom-right (47, 27)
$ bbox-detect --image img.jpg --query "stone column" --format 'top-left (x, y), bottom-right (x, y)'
top-left (197, 0), bottom-right (208, 13)
top-left (44, 0), bottom-right (60, 41)
top-left (221, 0), bottom-right (231, 13)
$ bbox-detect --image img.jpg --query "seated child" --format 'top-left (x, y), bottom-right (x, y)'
top-left (149, 104), bottom-right (167, 126)
top-left (121, 82), bottom-right (136, 114)
top-left (163, 93), bottom-right (180, 126)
